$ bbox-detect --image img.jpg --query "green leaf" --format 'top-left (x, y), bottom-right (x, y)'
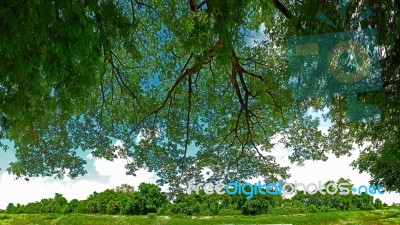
top-left (397, 18), bottom-right (400, 29)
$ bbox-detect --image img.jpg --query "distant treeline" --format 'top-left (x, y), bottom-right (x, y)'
top-left (4, 179), bottom-right (387, 216)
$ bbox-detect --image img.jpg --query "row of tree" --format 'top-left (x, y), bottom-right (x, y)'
top-left (4, 179), bottom-right (388, 216)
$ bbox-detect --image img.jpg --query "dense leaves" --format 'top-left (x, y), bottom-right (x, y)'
top-left (0, 0), bottom-right (399, 192)
top-left (5, 180), bottom-right (386, 216)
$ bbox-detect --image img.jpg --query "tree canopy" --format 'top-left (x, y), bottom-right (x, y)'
top-left (0, 0), bottom-right (399, 192)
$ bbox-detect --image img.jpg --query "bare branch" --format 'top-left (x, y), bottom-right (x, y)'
top-left (184, 69), bottom-right (193, 157)
top-left (189, 0), bottom-right (196, 11)
top-left (189, 0), bottom-right (207, 11)
top-left (99, 74), bottom-right (115, 123)
top-left (197, 1), bottom-right (207, 10)
top-left (272, 0), bottom-right (293, 19)
top-left (241, 67), bottom-right (265, 82)
top-left (395, 0), bottom-right (400, 11)
top-left (131, 52), bottom-right (195, 132)
top-left (110, 52), bottom-right (140, 105)
top-left (135, 0), bottom-right (155, 10)
top-left (30, 127), bottom-right (47, 156)
top-left (132, 40), bottom-right (223, 133)
top-left (267, 90), bottom-right (286, 123)
top-left (130, 0), bottom-right (135, 24)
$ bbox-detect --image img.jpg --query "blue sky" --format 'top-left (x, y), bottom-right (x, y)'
top-left (0, 16), bottom-right (398, 209)
top-left (0, 129), bottom-right (399, 209)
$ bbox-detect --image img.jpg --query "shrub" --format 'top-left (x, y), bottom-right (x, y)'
top-left (197, 209), bottom-right (213, 216)
top-left (106, 201), bottom-right (119, 215)
top-left (241, 200), bottom-right (266, 215)
top-left (374, 199), bottom-right (384, 209)
top-left (0, 214), bottom-right (10, 220)
top-left (319, 206), bottom-right (333, 212)
top-left (157, 206), bottom-right (171, 215)
top-left (308, 204), bottom-right (319, 213)
top-left (269, 205), bottom-right (307, 215)
top-left (148, 213), bottom-right (157, 219)
top-left (218, 209), bottom-right (241, 216)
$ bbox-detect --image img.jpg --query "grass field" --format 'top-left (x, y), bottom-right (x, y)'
top-left (0, 210), bottom-right (400, 225)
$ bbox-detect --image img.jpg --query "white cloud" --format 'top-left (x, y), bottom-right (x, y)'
top-left (269, 140), bottom-right (400, 204)
top-left (0, 153), bottom-right (161, 209)
top-left (0, 172), bottom-right (108, 209)
top-left (0, 137), bottom-right (399, 210)
top-left (92, 154), bottom-right (159, 189)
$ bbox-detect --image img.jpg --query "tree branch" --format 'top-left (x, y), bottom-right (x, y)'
top-left (110, 52), bottom-right (140, 106)
top-left (272, 0), bottom-right (293, 19)
top-left (130, 0), bottom-right (135, 24)
top-left (132, 40), bottom-right (223, 132)
top-left (134, 0), bottom-right (155, 10)
top-left (131, 52), bottom-right (194, 132)
top-left (184, 70), bottom-right (193, 157)
top-left (30, 127), bottom-right (47, 156)
top-left (395, 0), bottom-right (400, 11)
top-left (189, 0), bottom-right (196, 11)
top-left (197, 1), bottom-right (207, 10)
top-left (189, 0), bottom-right (207, 11)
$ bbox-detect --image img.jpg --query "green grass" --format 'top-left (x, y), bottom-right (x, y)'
top-left (0, 210), bottom-right (399, 225)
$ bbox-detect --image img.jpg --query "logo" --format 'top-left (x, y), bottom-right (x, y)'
top-left (287, 0), bottom-right (381, 122)
top-left (187, 179), bottom-right (384, 200)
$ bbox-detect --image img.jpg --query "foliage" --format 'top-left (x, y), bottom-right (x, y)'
top-left (375, 199), bottom-right (384, 209)
top-left (218, 208), bottom-right (242, 216)
top-left (0, 0), bottom-right (399, 194)
top-left (1, 210), bottom-right (400, 225)
top-left (241, 199), bottom-right (267, 215)
top-left (5, 203), bottom-right (20, 214)
top-left (4, 179), bottom-right (389, 217)
top-left (147, 212), bottom-right (157, 219)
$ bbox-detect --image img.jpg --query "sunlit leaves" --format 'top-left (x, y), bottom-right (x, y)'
top-left (0, 0), bottom-right (399, 193)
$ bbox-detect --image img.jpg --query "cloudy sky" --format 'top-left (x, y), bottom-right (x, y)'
top-left (0, 25), bottom-right (397, 209)
top-left (0, 132), bottom-right (399, 210)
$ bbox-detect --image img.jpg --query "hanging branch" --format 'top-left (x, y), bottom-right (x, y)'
top-left (132, 40), bottom-right (223, 132)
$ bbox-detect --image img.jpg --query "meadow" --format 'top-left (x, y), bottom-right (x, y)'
top-left (1, 209), bottom-right (400, 225)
